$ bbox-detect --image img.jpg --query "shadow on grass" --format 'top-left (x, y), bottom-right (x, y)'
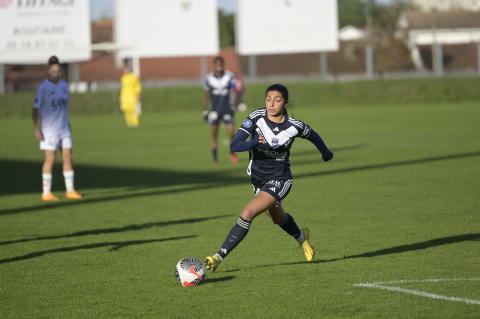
top-left (294, 150), bottom-right (480, 180)
top-left (293, 143), bottom-right (366, 157)
top-left (0, 235), bottom-right (196, 265)
top-left (251, 232), bottom-right (480, 270)
top-left (0, 158), bottom-right (243, 196)
top-left (0, 214), bottom-right (231, 246)
top-left (1, 150), bottom-right (479, 216)
top-left (203, 275), bottom-right (236, 285)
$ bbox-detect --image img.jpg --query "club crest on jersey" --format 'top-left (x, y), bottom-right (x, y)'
top-left (271, 137), bottom-right (279, 146)
top-left (242, 119), bottom-right (252, 128)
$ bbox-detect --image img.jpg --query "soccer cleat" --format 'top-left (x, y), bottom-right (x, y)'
top-left (230, 153), bottom-right (239, 164)
top-left (205, 254), bottom-right (222, 272)
top-left (41, 193), bottom-right (59, 202)
top-left (65, 191), bottom-right (83, 200)
top-left (301, 228), bottom-right (315, 262)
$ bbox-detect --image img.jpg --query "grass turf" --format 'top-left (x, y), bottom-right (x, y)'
top-left (0, 98), bottom-right (479, 318)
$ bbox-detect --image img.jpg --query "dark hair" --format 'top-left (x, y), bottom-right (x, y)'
top-left (213, 56), bottom-right (224, 65)
top-left (266, 83), bottom-right (289, 102)
top-left (48, 55), bottom-right (60, 66)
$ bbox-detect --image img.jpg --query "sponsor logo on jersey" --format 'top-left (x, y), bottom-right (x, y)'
top-left (257, 148), bottom-right (288, 160)
top-left (269, 187), bottom-right (276, 192)
top-left (242, 118), bottom-right (252, 128)
top-left (273, 127), bottom-right (279, 132)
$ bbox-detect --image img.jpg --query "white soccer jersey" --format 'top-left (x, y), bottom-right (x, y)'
top-left (203, 71), bottom-right (236, 112)
top-left (33, 79), bottom-right (71, 135)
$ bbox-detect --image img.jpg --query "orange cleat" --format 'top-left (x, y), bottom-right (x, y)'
top-left (41, 193), bottom-right (59, 202)
top-left (230, 153), bottom-right (239, 165)
top-left (65, 191), bottom-right (83, 200)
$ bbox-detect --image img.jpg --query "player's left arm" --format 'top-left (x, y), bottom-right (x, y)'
top-left (135, 75), bottom-right (142, 101)
top-left (299, 122), bottom-right (333, 162)
top-left (229, 75), bottom-right (237, 111)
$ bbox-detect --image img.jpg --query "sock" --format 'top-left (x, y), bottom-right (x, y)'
top-left (218, 217), bottom-right (251, 259)
top-left (42, 173), bottom-right (52, 195)
top-left (211, 148), bottom-right (218, 162)
top-left (279, 213), bottom-right (304, 244)
top-left (63, 170), bottom-right (75, 193)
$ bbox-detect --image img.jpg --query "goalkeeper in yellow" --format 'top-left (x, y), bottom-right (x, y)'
top-left (120, 64), bottom-right (142, 128)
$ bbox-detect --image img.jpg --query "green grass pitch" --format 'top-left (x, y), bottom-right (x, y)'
top-left (0, 89), bottom-right (479, 318)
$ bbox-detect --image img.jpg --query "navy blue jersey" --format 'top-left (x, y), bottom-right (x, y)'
top-left (239, 108), bottom-right (312, 183)
top-left (203, 71), bottom-right (236, 113)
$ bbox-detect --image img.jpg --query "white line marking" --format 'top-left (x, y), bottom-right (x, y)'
top-left (354, 278), bottom-right (480, 306)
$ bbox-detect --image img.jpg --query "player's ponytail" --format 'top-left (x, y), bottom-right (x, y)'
top-left (48, 55), bottom-right (60, 66)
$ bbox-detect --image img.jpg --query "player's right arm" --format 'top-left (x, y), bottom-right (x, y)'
top-left (230, 113), bottom-right (265, 152)
top-left (32, 83), bottom-right (43, 141)
top-left (202, 77), bottom-right (210, 120)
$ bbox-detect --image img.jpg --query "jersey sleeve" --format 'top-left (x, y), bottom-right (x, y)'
top-left (297, 120), bottom-right (312, 138)
top-left (202, 75), bottom-right (210, 92)
top-left (238, 112), bottom-right (257, 135)
top-left (228, 73), bottom-right (236, 90)
top-left (33, 82), bottom-right (44, 109)
top-left (134, 75), bottom-right (142, 95)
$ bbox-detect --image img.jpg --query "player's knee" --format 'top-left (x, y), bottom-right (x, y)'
top-left (240, 207), bottom-right (256, 221)
top-left (44, 153), bottom-right (55, 164)
top-left (271, 216), bottom-right (282, 225)
top-left (270, 212), bottom-right (284, 225)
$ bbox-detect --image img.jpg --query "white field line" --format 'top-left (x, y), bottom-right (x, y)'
top-left (354, 278), bottom-right (480, 306)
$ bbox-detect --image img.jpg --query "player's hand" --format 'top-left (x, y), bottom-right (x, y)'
top-left (258, 134), bottom-right (266, 144)
top-left (322, 150), bottom-right (334, 162)
top-left (255, 128), bottom-right (266, 144)
top-left (202, 110), bottom-right (209, 122)
top-left (34, 128), bottom-right (43, 141)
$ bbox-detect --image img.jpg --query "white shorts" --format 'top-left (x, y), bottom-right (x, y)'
top-left (40, 132), bottom-right (73, 151)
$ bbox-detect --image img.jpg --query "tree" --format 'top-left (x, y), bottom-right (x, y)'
top-left (218, 9), bottom-right (235, 48)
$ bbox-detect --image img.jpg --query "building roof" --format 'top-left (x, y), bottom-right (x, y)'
top-left (339, 26), bottom-right (367, 42)
top-left (399, 10), bottom-right (480, 30)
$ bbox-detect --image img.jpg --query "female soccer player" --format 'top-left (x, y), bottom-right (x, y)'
top-left (205, 83), bottom-right (333, 271)
top-left (202, 56), bottom-right (238, 164)
top-left (32, 56), bottom-right (82, 201)
top-left (120, 62), bottom-right (142, 128)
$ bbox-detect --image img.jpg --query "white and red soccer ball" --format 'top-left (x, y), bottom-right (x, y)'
top-left (175, 257), bottom-right (206, 287)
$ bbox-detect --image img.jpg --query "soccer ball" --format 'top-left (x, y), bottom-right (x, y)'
top-left (175, 257), bottom-right (206, 287)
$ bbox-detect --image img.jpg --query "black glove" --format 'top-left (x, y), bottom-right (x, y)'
top-left (202, 110), bottom-right (209, 122)
top-left (322, 150), bottom-right (334, 162)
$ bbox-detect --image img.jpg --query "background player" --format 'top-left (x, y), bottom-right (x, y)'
top-left (32, 56), bottom-right (82, 201)
top-left (120, 60), bottom-right (142, 128)
top-left (202, 56), bottom-right (238, 164)
top-left (205, 83), bottom-right (334, 271)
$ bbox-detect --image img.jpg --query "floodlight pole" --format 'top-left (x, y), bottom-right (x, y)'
top-left (200, 56), bottom-right (208, 80)
top-left (248, 55), bottom-right (257, 80)
top-left (132, 55), bottom-right (141, 78)
top-left (365, 46), bottom-right (374, 78)
top-left (433, 43), bottom-right (443, 76)
top-left (431, 22), bottom-right (443, 77)
top-left (68, 63), bottom-right (80, 92)
top-left (364, 0), bottom-right (374, 79)
top-left (320, 52), bottom-right (328, 79)
top-left (477, 42), bottom-right (480, 75)
top-left (0, 64), bottom-right (4, 95)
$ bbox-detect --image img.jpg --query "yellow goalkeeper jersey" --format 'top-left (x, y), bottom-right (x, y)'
top-left (120, 72), bottom-right (141, 106)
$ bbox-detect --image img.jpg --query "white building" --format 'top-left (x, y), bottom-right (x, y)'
top-left (397, 10), bottom-right (480, 71)
top-left (410, 0), bottom-right (480, 11)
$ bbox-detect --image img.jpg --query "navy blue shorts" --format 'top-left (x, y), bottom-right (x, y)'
top-left (252, 179), bottom-right (293, 202)
top-left (208, 109), bottom-right (235, 125)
